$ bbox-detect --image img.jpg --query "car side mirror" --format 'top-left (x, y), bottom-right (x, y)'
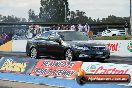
top-left (49, 36), bottom-right (62, 45)
top-left (55, 38), bottom-right (62, 45)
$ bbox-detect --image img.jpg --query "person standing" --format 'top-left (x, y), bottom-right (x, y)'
top-left (0, 34), bottom-right (3, 45)
top-left (70, 24), bottom-right (76, 31)
top-left (84, 23), bottom-right (90, 33)
top-left (124, 20), bottom-right (129, 35)
top-left (78, 24), bottom-right (83, 32)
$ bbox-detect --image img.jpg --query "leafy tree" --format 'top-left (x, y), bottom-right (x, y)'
top-left (28, 9), bottom-right (39, 22)
top-left (0, 14), bottom-right (27, 22)
top-left (21, 18), bottom-right (27, 22)
top-left (101, 15), bottom-right (129, 23)
top-left (68, 10), bottom-right (88, 24)
top-left (87, 17), bottom-right (94, 23)
top-left (39, 0), bottom-right (69, 22)
top-left (0, 14), bottom-right (2, 21)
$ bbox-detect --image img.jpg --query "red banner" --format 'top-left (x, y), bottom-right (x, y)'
top-left (31, 60), bottom-right (82, 79)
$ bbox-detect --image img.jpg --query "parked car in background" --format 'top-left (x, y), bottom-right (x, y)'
top-left (12, 33), bottom-right (27, 40)
top-left (26, 30), bottom-right (110, 62)
top-left (102, 29), bottom-right (125, 36)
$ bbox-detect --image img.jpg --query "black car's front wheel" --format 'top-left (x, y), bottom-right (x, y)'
top-left (30, 48), bottom-right (39, 59)
top-left (97, 58), bottom-right (105, 62)
top-left (65, 49), bottom-right (74, 61)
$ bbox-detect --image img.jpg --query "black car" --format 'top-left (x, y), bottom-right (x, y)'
top-left (26, 30), bottom-right (110, 61)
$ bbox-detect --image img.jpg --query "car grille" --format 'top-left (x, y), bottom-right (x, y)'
top-left (90, 47), bottom-right (105, 50)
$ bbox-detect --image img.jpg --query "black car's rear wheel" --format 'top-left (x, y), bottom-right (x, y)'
top-left (65, 49), bottom-right (74, 61)
top-left (30, 48), bottom-right (39, 59)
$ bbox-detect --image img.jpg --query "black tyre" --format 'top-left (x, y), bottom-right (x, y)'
top-left (106, 56), bottom-right (110, 59)
top-left (97, 58), bottom-right (105, 62)
top-left (76, 76), bottom-right (86, 85)
top-left (30, 48), bottom-right (39, 59)
top-left (64, 49), bottom-right (74, 61)
top-left (112, 34), bottom-right (116, 36)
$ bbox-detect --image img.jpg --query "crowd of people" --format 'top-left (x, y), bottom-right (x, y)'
top-left (49, 23), bottom-right (93, 39)
top-left (0, 33), bottom-right (12, 45)
top-left (28, 23), bottom-right (91, 38)
top-left (50, 23), bottom-right (91, 33)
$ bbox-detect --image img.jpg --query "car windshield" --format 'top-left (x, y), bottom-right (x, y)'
top-left (58, 31), bottom-right (88, 41)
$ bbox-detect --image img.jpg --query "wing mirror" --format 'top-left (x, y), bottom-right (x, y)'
top-left (49, 36), bottom-right (62, 45)
top-left (55, 38), bottom-right (62, 44)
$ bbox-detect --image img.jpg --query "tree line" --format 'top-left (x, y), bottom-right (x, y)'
top-left (0, 0), bottom-right (130, 24)
top-left (0, 14), bottom-right (27, 22)
top-left (27, 0), bottom-right (130, 24)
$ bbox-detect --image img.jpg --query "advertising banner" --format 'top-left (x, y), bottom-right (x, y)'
top-left (81, 62), bottom-right (131, 74)
top-left (31, 60), bottom-right (82, 79)
top-left (0, 57), bottom-right (36, 74)
top-left (81, 62), bottom-right (132, 86)
top-left (93, 40), bottom-right (132, 57)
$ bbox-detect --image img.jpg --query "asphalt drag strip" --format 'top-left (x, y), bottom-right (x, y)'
top-left (0, 80), bottom-right (62, 88)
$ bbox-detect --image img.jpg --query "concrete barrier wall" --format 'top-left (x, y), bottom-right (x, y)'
top-left (0, 40), bottom-right (132, 57)
top-left (93, 40), bottom-right (132, 57)
top-left (12, 40), bottom-right (27, 52)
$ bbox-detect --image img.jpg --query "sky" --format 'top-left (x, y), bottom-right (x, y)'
top-left (0, 0), bottom-right (130, 20)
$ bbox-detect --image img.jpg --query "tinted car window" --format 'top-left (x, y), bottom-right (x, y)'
top-left (58, 31), bottom-right (88, 41)
top-left (34, 31), bottom-right (51, 40)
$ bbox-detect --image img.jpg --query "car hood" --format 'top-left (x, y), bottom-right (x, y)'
top-left (62, 40), bottom-right (105, 47)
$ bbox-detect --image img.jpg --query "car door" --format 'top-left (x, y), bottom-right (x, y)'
top-left (46, 32), bottom-right (65, 58)
top-left (35, 32), bottom-right (51, 57)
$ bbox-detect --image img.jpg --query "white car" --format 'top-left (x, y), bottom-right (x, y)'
top-left (102, 29), bottom-right (125, 36)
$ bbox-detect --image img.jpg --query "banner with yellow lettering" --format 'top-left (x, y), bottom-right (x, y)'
top-left (0, 57), bottom-right (36, 74)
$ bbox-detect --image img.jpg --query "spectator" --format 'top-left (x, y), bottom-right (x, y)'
top-left (65, 25), bottom-right (70, 30)
top-left (61, 25), bottom-right (65, 30)
top-left (78, 24), bottom-right (84, 32)
top-left (2, 33), bottom-right (9, 43)
top-left (70, 24), bottom-right (76, 31)
top-left (51, 25), bottom-right (57, 30)
top-left (8, 32), bottom-right (13, 40)
top-left (75, 25), bottom-right (79, 31)
top-left (84, 23), bottom-right (90, 33)
top-left (0, 34), bottom-right (3, 45)
top-left (124, 20), bottom-right (129, 35)
top-left (57, 24), bottom-right (61, 30)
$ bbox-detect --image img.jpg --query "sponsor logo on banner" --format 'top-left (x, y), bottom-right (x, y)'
top-left (0, 59), bottom-right (27, 72)
top-left (127, 41), bottom-right (132, 52)
top-left (106, 43), bottom-right (120, 53)
top-left (76, 74), bottom-right (130, 85)
top-left (78, 63), bottom-right (132, 85)
top-left (31, 60), bottom-right (82, 79)
top-left (0, 57), bottom-right (36, 74)
top-left (82, 63), bottom-right (129, 74)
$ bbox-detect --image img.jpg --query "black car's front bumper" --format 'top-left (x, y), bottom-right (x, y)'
top-left (74, 50), bottom-right (110, 59)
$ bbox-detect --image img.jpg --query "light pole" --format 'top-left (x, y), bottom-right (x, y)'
top-left (130, 0), bottom-right (131, 16)
top-left (130, 0), bottom-right (132, 35)
top-left (64, 2), bottom-right (67, 22)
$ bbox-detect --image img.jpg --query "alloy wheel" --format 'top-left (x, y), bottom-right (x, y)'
top-left (65, 49), bottom-right (73, 61)
top-left (30, 48), bottom-right (37, 59)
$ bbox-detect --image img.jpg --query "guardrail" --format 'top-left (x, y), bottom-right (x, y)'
top-left (1, 40), bottom-right (132, 57)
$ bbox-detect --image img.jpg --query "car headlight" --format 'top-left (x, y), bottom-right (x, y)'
top-left (74, 46), bottom-right (90, 50)
top-left (104, 46), bottom-right (109, 50)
